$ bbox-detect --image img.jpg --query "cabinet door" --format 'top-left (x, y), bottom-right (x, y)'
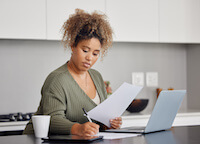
top-left (159, 0), bottom-right (187, 43)
top-left (0, 0), bottom-right (46, 39)
top-left (106, 0), bottom-right (159, 42)
top-left (159, 0), bottom-right (200, 43)
top-left (185, 0), bottom-right (200, 43)
top-left (47, 0), bottom-right (106, 40)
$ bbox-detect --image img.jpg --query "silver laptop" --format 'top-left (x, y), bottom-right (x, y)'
top-left (105, 90), bottom-right (186, 134)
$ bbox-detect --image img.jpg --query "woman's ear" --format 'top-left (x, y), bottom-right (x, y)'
top-left (71, 46), bottom-right (76, 56)
top-left (71, 46), bottom-right (74, 53)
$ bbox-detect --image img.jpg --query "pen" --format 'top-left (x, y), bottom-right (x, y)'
top-left (82, 108), bottom-right (92, 122)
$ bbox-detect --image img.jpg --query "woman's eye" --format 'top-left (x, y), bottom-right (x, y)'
top-left (93, 53), bottom-right (99, 56)
top-left (83, 50), bottom-right (88, 53)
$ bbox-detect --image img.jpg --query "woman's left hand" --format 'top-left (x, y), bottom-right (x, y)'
top-left (109, 117), bottom-right (122, 129)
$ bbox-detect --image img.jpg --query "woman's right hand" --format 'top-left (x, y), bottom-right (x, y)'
top-left (71, 122), bottom-right (99, 137)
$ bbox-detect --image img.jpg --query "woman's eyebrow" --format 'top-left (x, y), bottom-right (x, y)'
top-left (82, 46), bottom-right (90, 49)
top-left (82, 46), bottom-right (100, 51)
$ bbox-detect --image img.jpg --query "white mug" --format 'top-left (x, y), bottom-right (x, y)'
top-left (32, 115), bottom-right (50, 138)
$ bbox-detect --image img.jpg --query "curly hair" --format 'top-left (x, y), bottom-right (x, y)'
top-left (61, 9), bottom-right (113, 57)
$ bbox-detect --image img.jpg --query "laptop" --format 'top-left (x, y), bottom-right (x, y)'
top-left (105, 90), bottom-right (186, 134)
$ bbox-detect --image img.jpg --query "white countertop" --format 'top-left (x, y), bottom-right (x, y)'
top-left (1, 110), bottom-right (200, 132)
top-left (121, 110), bottom-right (200, 128)
top-left (0, 121), bottom-right (28, 132)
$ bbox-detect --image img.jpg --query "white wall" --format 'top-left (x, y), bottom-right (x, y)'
top-left (94, 42), bottom-right (187, 113)
top-left (187, 44), bottom-right (200, 110)
top-left (0, 40), bottom-right (187, 114)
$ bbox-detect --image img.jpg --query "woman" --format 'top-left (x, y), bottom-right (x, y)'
top-left (23, 9), bottom-right (122, 137)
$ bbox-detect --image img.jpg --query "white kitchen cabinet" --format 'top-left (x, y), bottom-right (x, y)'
top-left (159, 0), bottom-right (187, 43)
top-left (47, 0), bottom-right (106, 40)
top-left (0, 0), bottom-right (46, 39)
top-left (106, 0), bottom-right (159, 42)
top-left (159, 0), bottom-right (200, 43)
top-left (185, 0), bottom-right (200, 43)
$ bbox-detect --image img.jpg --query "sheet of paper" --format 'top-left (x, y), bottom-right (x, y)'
top-left (88, 82), bottom-right (143, 127)
top-left (97, 132), bottom-right (140, 139)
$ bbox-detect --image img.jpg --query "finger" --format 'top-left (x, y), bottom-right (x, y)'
top-left (82, 127), bottom-right (95, 136)
top-left (114, 117), bottom-right (122, 123)
top-left (111, 122), bottom-right (121, 129)
top-left (88, 122), bottom-right (100, 131)
top-left (85, 130), bottom-right (96, 136)
top-left (110, 117), bottom-right (122, 122)
top-left (86, 123), bottom-right (99, 135)
top-left (114, 117), bottom-right (122, 120)
top-left (81, 123), bottom-right (94, 135)
top-left (110, 119), bottom-right (122, 125)
top-left (84, 132), bottom-right (93, 137)
top-left (110, 120), bottom-right (122, 129)
top-left (88, 127), bottom-right (99, 135)
top-left (112, 119), bottom-right (122, 124)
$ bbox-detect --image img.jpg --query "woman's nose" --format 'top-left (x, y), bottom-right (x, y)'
top-left (86, 53), bottom-right (92, 61)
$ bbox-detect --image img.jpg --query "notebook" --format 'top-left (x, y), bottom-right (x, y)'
top-left (42, 135), bottom-right (103, 142)
top-left (105, 90), bottom-right (186, 134)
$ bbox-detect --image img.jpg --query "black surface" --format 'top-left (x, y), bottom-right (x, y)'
top-left (0, 130), bottom-right (23, 136)
top-left (42, 135), bottom-right (103, 143)
top-left (0, 126), bottom-right (200, 144)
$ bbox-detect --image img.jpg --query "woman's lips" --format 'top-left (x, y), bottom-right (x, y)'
top-left (83, 62), bottom-right (91, 68)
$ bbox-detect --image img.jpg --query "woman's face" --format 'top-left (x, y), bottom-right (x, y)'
top-left (71, 38), bottom-right (101, 72)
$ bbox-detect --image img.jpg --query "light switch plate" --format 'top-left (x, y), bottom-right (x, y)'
top-left (132, 72), bottom-right (144, 86)
top-left (146, 72), bottom-right (158, 87)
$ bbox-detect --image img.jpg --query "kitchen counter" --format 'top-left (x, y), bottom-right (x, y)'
top-left (1, 126), bottom-right (200, 144)
top-left (1, 110), bottom-right (200, 133)
top-left (121, 109), bottom-right (200, 128)
top-left (0, 121), bottom-right (28, 132)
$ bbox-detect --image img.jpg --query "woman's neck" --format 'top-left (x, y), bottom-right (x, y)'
top-left (67, 60), bottom-right (87, 77)
top-left (67, 60), bottom-right (89, 90)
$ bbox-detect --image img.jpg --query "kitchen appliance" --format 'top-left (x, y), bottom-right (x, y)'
top-left (0, 112), bottom-right (34, 136)
top-left (0, 112), bottom-right (34, 122)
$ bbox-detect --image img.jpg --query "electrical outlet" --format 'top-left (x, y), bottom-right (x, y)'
top-left (132, 72), bottom-right (144, 86)
top-left (146, 72), bottom-right (158, 87)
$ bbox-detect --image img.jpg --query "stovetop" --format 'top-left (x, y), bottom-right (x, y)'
top-left (0, 113), bottom-right (34, 122)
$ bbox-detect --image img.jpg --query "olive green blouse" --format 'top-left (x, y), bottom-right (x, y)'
top-left (23, 62), bottom-right (107, 135)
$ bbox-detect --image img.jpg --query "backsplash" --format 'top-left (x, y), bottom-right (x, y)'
top-left (0, 40), bottom-right (187, 114)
